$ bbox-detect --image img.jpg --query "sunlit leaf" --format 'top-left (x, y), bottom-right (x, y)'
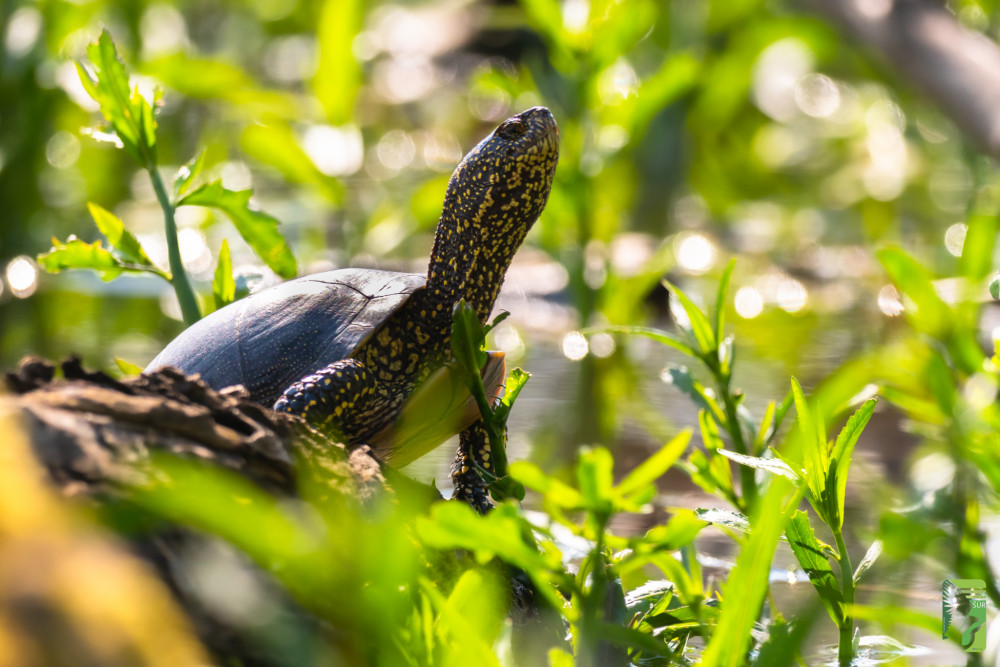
top-left (616, 430), bottom-right (691, 499)
top-left (695, 507), bottom-right (751, 534)
top-left (714, 258), bottom-right (735, 345)
top-left (178, 181), bottom-right (297, 279)
top-left (547, 648), bottom-right (574, 667)
top-left (240, 122), bottom-right (344, 203)
top-left (213, 239), bottom-right (235, 310)
top-left (315, 0), bottom-right (364, 124)
top-left (577, 446), bottom-right (615, 517)
top-left (433, 569), bottom-right (505, 667)
top-left (77, 30), bottom-right (157, 167)
top-left (662, 366), bottom-right (726, 425)
top-left (509, 461), bottom-right (583, 509)
top-left (38, 236), bottom-right (124, 281)
top-left (878, 247), bottom-right (951, 338)
top-left (86, 202), bottom-right (155, 268)
top-left (586, 325), bottom-right (698, 358)
top-left (959, 211), bottom-right (998, 281)
top-left (495, 367), bottom-right (529, 421)
top-left (636, 510), bottom-right (707, 553)
top-left (173, 150), bottom-right (206, 199)
top-left (785, 511), bottom-right (844, 626)
top-left (687, 448), bottom-right (738, 507)
top-left (518, 0), bottom-right (574, 69)
top-left (717, 449), bottom-right (800, 481)
top-left (415, 502), bottom-right (563, 610)
top-left (790, 377), bottom-right (827, 515)
top-left (853, 539), bottom-right (882, 586)
top-left (114, 357), bottom-right (143, 375)
top-left (619, 53), bottom-right (700, 138)
top-left (700, 477), bottom-right (799, 667)
top-left (828, 398), bottom-right (876, 530)
top-left (663, 279), bottom-right (715, 354)
top-left (699, 408), bottom-right (725, 451)
top-left (450, 299), bottom-right (488, 382)
top-left (143, 53), bottom-right (296, 116)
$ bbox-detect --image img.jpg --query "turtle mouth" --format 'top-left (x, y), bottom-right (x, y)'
top-left (501, 106), bottom-right (559, 157)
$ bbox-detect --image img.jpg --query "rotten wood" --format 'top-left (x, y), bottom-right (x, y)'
top-left (2, 355), bottom-right (387, 501)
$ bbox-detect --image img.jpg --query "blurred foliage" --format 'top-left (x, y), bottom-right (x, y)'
top-left (5, 0), bottom-right (1000, 664)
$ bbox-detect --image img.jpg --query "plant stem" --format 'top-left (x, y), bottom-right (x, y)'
top-left (714, 365), bottom-right (757, 509)
top-left (835, 529), bottom-right (855, 666)
top-left (150, 167), bottom-right (200, 325)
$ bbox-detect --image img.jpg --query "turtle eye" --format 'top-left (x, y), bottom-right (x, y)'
top-left (496, 119), bottom-right (527, 140)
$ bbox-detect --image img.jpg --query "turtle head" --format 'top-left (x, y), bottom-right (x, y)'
top-left (449, 106), bottom-right (559, 239)
top-left (429, 107), bottom-right (559, 319)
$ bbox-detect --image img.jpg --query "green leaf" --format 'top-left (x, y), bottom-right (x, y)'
top-left (38, 237), bottom-right (124, 281)
top-left (433, 569), bottom-right (505, 667)
top-left (143, 53), bottom-right (296, 116)
top-left (616, 430), bottom-right (691, 499)
top-left (662, 366), bottom-right (727, 425)
top-left (663, 279), bottom-right (716, 354)
top-left (488, 475), bottom-right (525, 502)
top-left (240, 122), bottom-right (344, 203)
top-left (698, 408), bottom-right (725, 450)
top-left (785, 511), bottom-right (844, 626)
top-left (686, 447), bottom-right (737, 505)
top-left (315, 0), bottom-right (364, 124)
top-left (636, 510), bottom-right (707, 553)
top-left (828, 398), bottom-right (877, 530)
top-left (87, 202), bottom-right (156, 269)
top-left (717, 449), bottom-right (800, 481)
top-left (700, 477), bottom-right (799, 667)
top-left (114, 357), bottom-right (143, 375)
top-left (755, 400), bottom-right (776, 450)
top-left (178, 181), bottom-right (297, 279)
top-left (173, 150), bottom-right (206, 199)
top-left (766, 390), bottom-right (795, 447)
top-left (618, 53), bottom-right (700, 139)
top-left (577, 446), bottom-right (615, 516)
top-left (415, 503), bottom-right (563, 610)
top-left (450, 299), bottom-right (488, 382)
top-left (878, 247), bottom-right (952, 338)
top-left (694, 507), bottom-right (750, 535)
top-left (77, 30), bottom-right (157, 167)
top-left (547, 648), bottom-right (574, 667)
top-left (213, 239), bottom-right (235, 310)
top-left (584, 325), bottom-right (698, 358)
top-left (518, 0), bottom-right (574, 69)
top-left (508, 461), bottom-right (583, 509)
top-left (714, 259), bottom-right (735, 345)
top-left (482, 310), bottom-right (510, 336)
top-left (853, 540), bottom-right (882, 586)
top-left (790, 377), bottom-right (827, 513)
top-left (494, 367), bottom-right (529, 422)
top-left (959, 211), bottom-right (998, 281)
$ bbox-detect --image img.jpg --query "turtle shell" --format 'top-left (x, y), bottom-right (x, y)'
top-left (146, 269), bottom-right (426, 406)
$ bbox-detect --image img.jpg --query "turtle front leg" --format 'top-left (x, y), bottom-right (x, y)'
top-left (273, 358), bottom-right (376, 442)
top-left (451, 420), bottom-right (497, 514)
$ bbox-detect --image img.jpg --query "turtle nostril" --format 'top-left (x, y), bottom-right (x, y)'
top-left (496, 119), bottom-right (527, 140)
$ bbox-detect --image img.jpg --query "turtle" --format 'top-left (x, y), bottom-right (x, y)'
top-left (147, 106), bottom-right (559, 511)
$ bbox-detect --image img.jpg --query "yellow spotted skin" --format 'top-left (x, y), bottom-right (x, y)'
top-left (451, 422), bottom-right (496, 514)
top-left (276, 108), bottom-right (558, 508)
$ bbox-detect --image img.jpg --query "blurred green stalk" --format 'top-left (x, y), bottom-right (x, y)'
top-left (834, 529), bottom-right (855, 666)
top-left (150, 168), bottom-right (200, 325)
